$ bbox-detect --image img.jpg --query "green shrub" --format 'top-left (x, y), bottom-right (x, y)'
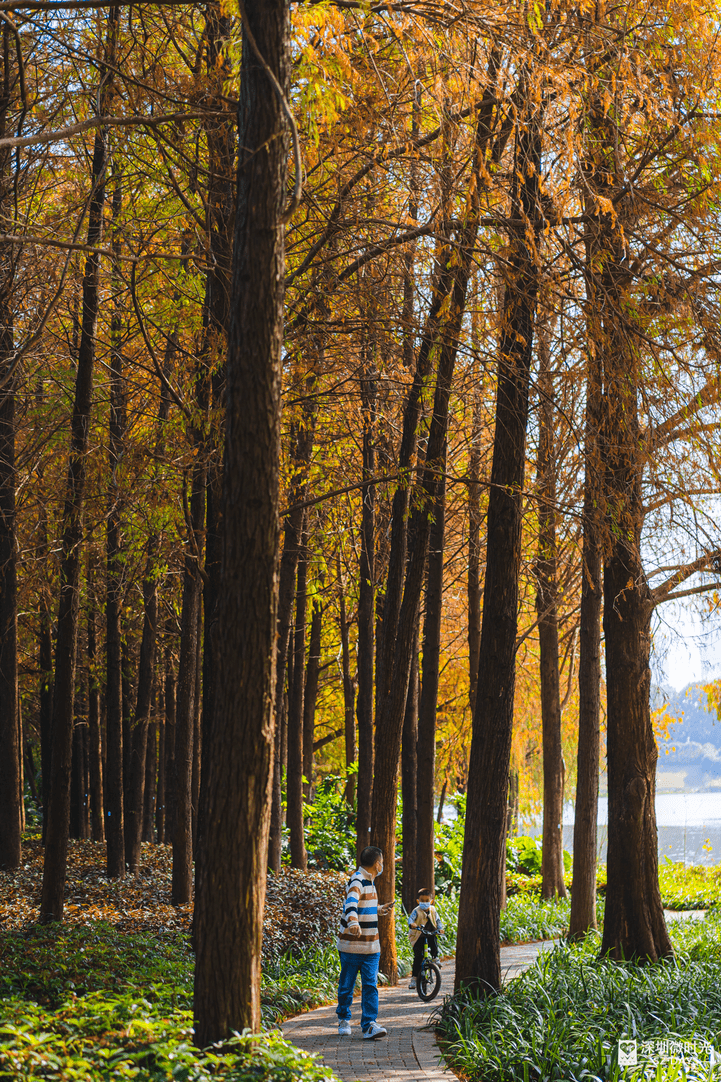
top-left (302, 776), bottom-right (356, 872)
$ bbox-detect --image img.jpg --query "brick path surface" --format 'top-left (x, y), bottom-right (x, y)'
top-left (282, 941), bottom-right (555, 1082)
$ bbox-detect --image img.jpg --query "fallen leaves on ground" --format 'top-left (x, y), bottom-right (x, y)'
top-left (0, 836), bottom-right (347, 957)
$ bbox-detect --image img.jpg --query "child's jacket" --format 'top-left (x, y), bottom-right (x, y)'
top-left (407, 903), bottom-right (443, 947)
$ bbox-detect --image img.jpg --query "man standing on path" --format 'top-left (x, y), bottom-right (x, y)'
top-left (337, 845), bottom-right (393, 1039)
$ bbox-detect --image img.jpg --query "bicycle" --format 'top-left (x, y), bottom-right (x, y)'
top-left (415, 927), bottom-right (442, 1002)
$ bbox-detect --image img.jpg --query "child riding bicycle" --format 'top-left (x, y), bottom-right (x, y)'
top-left (407, 886), bottom-right (443, 990)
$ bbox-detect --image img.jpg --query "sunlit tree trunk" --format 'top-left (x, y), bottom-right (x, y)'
top-left (456, 81), bottom-right (544, 992)
top-left (401, 639), bottom-right (419, 915)
top-left (41, 12), bottom-right (119, 921)
top-left (106, 171), bottom-right (126, 879)
top-left (193, 0), bottom-right (287, 1038)
top-left (355, 357), bottom-right (376, 852)
top-left (569, 326), bottom-right (602, 938)
top-left (268, 399), bottom-right (316, 870)
top-left (0, 28), bottom-right (19, 867)
top-left (536, 326), bottom-right (567, 900)
top-left (338, 567), bottom-right (356, 806)
top-left (87, 601), bottom-right (105, 842)
top-left (373, 75), bottom-right (499, 985)
top-left (287, 522), bottom-right (308, 870)
top-left (416, 451), bottom-right (446, 893)
top-left (303, 599), bottom-right (322, 802)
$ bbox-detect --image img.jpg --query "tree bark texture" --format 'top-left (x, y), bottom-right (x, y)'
top-left (598, 255), bottom-right (671, 962)
top-left (401, 641), bottom-right (418, 915)
top-left (193, 0), bottom-right (286, 1038)
top-left (569, 332), bottom-right (602, 937)
top-left (39, 574), bottom-right (53, 845)
top-left (126, 543), bottom-right (159, 871)
top-left (105, 173), bottom-right (126, 878)
top-left (0, 24), bottom-right (21, 871)
top-left (416, 450), bottom-right (446, 894)
top-left (171, 458), bottom-right (205, 903)
top-left (144, 721), bottom-right (157, 842)
top-left (87, 603), bottom-right (105, 842)
top-left (268, 394), bottom-right (316, 871)
top-left (338, 567), bottom-right (356, 806)
top-left (163, 643), bottom-right (176, 843)
top-left (536, 328), bottom-right (567, 900)
top-left (467, 391), bottom-right (483, 718)
top-left (355, 359), bottom-right (376, 854)
top-left (456, 84), bottom-right (543, 993)
top-left (40, 12), bottom-right (118, 921)
top-left (287, 526), bottom-right (308, 870)
top-left (303, 599), bottom-right (322, 801)
top-left (197, 0), bottom-right (234, 884)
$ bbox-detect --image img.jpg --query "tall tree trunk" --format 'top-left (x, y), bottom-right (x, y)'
top-left (39, 573), bottom-right (53, 845)
top-left (156, 672), bottom-right (166, 844)
top-left (268, 693), bottom-right (284, 871)
top-left (163, 642), bottom-right (176, 843)
top-left (192, 602), bottom-right (203, 849)
top-left (87, 598), bottom-right (105, 842)
top-left (372, 81), bottom-right (498, 983)
top-left (600, 387), bottom-right (670, 960)
top-left (597, 255), bottom-right (671, 962)
top-left (70, 716), bottom-right (90, 840)
top-left (467, 388), bottom-right (483, 717)
top-left (303, 599), bottom-right (322, 802)
top-left (40, 11), bottom-right (118, 921)
top-left (126, 543), bottom-right (159, 871)
top-left (106, 172), bottom-right (125, 878)
top-left (456, 82), bottom-right (543, 992)
top-left (268, 397), bottom-right (317, 870)
top-left (416, 449), bottom-right (446, 893)
top-left (197, 0), bottom-right (233, 885)
top-left (401, 639), bottom-right (419, 915)
top-left (0, 23), bottom-right (20, 871)
top-left (355, 359), bottom-right (376, 853)
top-left (287, 526), bottom-right (308, 870)
top-left (171, 461), bottom-right (205, 903)
top-left (338, 561), bottom-right (356, 806)
top-left (193, 0), bottom-right (287, 1037)
top-left (143, 720), bottom-right (157, 843)
top-left (569, 338), bottom-right (602, 937)
top-left (536, 326), bottom-right (567, 900)
top-left (581, 42), bottom-right (670, 956)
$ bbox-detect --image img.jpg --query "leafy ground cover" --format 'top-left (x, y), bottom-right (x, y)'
top-left (436, 910), bottom-right (721, 1082)
top-left (658, 860), bottom-right (721, 910)
top-left (0, 922), bottom-right (337, 1080)
top-left (0, 840), bottom-right (345, 1080)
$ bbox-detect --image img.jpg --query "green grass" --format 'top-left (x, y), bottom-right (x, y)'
top-left (435, 910), bottom-right (721, 1082)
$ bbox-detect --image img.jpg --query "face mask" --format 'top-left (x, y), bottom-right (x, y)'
top-left (418, 901), bottom-right (431, 910)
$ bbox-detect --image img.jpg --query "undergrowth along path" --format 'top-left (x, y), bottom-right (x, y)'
top-left (282, 942), bottom-right (555, 1082)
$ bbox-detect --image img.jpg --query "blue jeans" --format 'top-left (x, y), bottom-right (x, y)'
top-left (336, 950), bottom-right (380, 1031)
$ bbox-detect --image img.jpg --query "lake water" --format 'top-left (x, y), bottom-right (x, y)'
top-left (442, 791), bottom-right (721, 864)
top-left (534, 792), bottom-right (721, 865)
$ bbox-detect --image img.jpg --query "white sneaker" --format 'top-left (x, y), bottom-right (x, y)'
top-left (338, 1020), bottom-right (351, 1036)
top-left (362, 1022), bottom-right (387, 1039)
top-left (408, 978), bottom-right (417, 990)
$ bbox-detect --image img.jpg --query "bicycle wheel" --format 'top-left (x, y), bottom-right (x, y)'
top-left (416, 959), bottom-right (441, 1002)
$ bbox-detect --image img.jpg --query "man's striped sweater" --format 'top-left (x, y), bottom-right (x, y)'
top-left (337, 867), bottom-right (380, 954)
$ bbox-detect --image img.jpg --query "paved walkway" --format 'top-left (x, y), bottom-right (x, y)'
top-left (282, 941), bottom-right (555, 1082)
